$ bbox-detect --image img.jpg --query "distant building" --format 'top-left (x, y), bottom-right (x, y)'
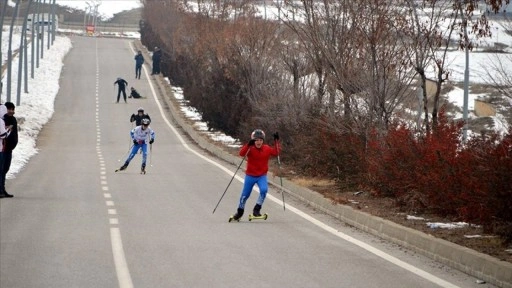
top-left (474, 100), bottom-right (496, 117)
top-left (27, 13), bottom-right (59, 31)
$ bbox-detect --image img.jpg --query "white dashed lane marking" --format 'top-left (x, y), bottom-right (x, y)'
top-left (94, 40), bottom-right (133, 288)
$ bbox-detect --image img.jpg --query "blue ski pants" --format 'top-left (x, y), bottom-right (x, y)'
top-left (238, 174), bottom-right (268, 209)
top-left (125, 143), bottom-right (148, 167)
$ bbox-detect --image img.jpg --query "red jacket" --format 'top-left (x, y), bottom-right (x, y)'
top-left (239, 141), bottom-right (281, 176)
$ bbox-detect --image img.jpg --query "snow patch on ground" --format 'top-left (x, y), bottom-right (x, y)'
top-left (426, 222), bottom-right (475, 229)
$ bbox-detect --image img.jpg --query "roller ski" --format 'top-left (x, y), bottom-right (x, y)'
top-left (115, 163), bottom-right (128, 172)
top-left (228, 208), bottom-right (244, 222)
top-left (248, 204), bottom-right (268, 221)
top-left (248, 213), bottom-right (268, 221)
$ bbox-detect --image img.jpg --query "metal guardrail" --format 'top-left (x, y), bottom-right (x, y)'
top-left (59, 22), bottom-right (140, 33)
top-left (2, 17), bottom-right (140, 33)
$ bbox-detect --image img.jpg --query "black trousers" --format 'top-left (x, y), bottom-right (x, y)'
top-left (135, 65), bottom-right (142, 79)
top-left (0, 152), bottom-right (7, 192)
top-left (117, 89), bottom-right (127, 102)
top-left (152, 61), bottom-right (160, 74)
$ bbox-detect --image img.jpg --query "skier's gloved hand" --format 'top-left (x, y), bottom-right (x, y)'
top-left (130, 114), bottom-right (135, 122)
top-left (149, 139), bottom-right (154, 144)
top-left (133, 139), bottom-right (137, 145)
top-left (248, 139), bottom-right (256, 146)
top-left (273, 132), bottom-right (280, 141)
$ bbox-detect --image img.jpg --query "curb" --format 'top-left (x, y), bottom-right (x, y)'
top-left (134, 41), bottom-right (512, 288)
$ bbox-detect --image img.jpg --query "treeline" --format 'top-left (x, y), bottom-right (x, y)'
top-left (140, 0), bottom-right (511, 241)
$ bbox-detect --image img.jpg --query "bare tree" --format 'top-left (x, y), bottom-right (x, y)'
top-left (349, 0), bottom-right (417, 132)
top-left (400, 0), bottom-right (508, 133)
top-left (479, 16), bottom-right (512, 103)
top-left (283, 0), bottom-right (365, 121)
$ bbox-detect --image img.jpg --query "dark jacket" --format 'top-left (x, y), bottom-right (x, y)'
top-left (3, 114), bottom-right (18, 152)
top-left (131, 89), bottom-right (142, 99)
top-left (114, 78), bottom-right (128, 90)
top-left (130, 114), bottom-right (151, 126)
top-left (135, 53), bottom-right (144, 66)
top-left (152, 49), bottom-right (162, 63)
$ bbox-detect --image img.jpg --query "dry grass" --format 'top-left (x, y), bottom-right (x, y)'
top-left (291, 177), bottom-right (336, 188)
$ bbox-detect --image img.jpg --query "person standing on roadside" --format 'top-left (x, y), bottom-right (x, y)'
top-left (151, 47), bottom-right (162, 75)
top-left (0, 104), bottom-right (12, 199)
top-left (134, 50), bottom-right (144, 79)
top-left (114, 77), bottom-right (128, 103)
top-left (1, 102), bottom-right (17, 198)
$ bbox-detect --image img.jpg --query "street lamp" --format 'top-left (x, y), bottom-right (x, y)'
top-left (84, 1), bottom-right (92, 33)
top-left (6, 0), bottom-right (21, 101)
top-left (92, 1), bottom-right (101, 31)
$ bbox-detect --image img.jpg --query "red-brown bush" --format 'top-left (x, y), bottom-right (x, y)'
top-left (366, 113), bottom-right (511, 231)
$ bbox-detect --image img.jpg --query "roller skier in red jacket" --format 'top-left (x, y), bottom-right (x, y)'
top-left (230, 129), bottom-right (280, 221)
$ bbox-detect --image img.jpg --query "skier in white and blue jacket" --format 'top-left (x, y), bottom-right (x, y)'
top-left (117, 118), bottom-right (155, 173)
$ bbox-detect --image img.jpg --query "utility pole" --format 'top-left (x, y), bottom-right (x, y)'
top-left (35, 0), bottom-right (40, 67)
top-left (24, 0), bottom-right (33, 93)
top-left (93, 1), bottom-right (101, 31)
top-left (50, 0), bottom-right (55, 43)
top-left (461, 8), bottom-right (470, 142)
top-left (83, 2), bottom-right (88, 32)
top-left (31, 0), bottom-right (39, 78)
top-left (17, 0), bottom-right (34, 106)
top-left (6, 0), bottom-right (21, 102)
top-left (39, 0), bottom-right (46, 59)
top-left (85, 1), bottom-right (92, 34)
top-left (0, 0), bottom-right (9, 100)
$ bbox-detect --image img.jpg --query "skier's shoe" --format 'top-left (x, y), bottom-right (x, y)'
top-left (0, 191), bottom-right (13, 198)
top-left (141, 165), bottom-right (146, 174)
top-left (229, 208), bottom-right (244, 222)
top-left (115, 163), bottom-right (128, 172)
top-left (253, 204), bottom-right (262, 217)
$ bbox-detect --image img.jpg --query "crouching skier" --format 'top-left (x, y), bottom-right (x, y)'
top-left (116, 118), bottom-right (155, 174)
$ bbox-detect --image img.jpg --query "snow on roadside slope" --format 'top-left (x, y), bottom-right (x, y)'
top-left (1, 36), bottom-right (72, 179)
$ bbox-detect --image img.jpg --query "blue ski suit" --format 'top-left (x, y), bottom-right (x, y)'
top-left (123, 125), bottom-right (155, 168)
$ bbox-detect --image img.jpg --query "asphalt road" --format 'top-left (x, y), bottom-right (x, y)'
top-left (0, 36), bottom-right (498, 288)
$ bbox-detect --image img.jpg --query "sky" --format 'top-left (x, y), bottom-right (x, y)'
top-left (56, 0), bottom-right (142, 19)
top-left (1, 4), bottom-right (510, 229)
top-left (6, 0), bottom-right (142, 20)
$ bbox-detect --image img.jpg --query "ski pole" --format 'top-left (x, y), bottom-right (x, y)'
top-left (129, 122), bottom-right (134, 150)
top-left (119, 144), bottom-right (134, 162)
top-left (150, 143), bottom-right (152, 166)
top-left (212, 150), bottom-right (249, 214)
top-left (277, 153), bottom-right (286, 211)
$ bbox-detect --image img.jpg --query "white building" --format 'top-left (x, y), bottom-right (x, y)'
top-left (27, 13), bottom-right (59, 31)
